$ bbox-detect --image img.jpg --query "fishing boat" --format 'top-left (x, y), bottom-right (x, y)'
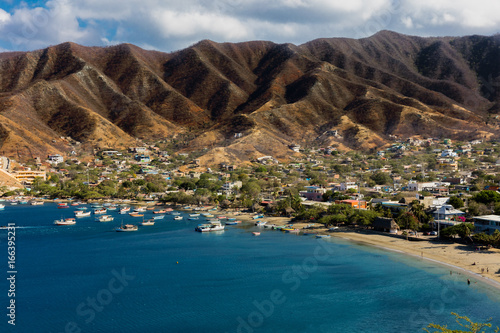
top-left (153, 210), bottom-right (167, 214)
top-left (286, 229), bottom-right (300, 233)
top-left (188, 217), bottom-right (199, 220)
top-left (174, 216), bottom-right (183, 220)
top-left (115, 224), bottom-right (138, 232)
top-left (94, 208), bottom-right (107, 215)
top-left (119, 207), bottom-right (131, 214)
top-left (255, 221), bottom-right (267, 227)
top-left (129, 212), bottom-right (144, 217)
top-left (134, 207), bottom-right (147, 212)
top-left (75, 210), bottom-right (91, 218)
top-left (315, 234), bottom-right (331, 239)
top-left (189, 213), bottom-right (200, 217)
top-left (171, 212), bottom-right (181, 215)
top-left (195, 221), bottom-right (225, 232)
top-left (58, 203), bottom-right (70, 209)
top-left (146, 207), bottom-right (155, 211)
top-left (54, 218), bottom-right (76, 225)
top-left (140, 219), bottom-right (155, 226)
top-left (96, 215), bottom-right (114, 222)
top-left (153, 215), bottom-right (165, 220)
top-left (0, 204), bottom-right (4, 210)
top-left (165, 208), bottom-right (173, 212)
top-left (107, 206), bottom-right (118, 211)
top-left (30, 201), bottom-right (44, 205)
top-left (252, 232), bottom-right (261, 236)
top-left (225, 220), bottom-right (241, 225)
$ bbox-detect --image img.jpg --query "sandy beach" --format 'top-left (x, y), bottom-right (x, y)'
top-left (220, 210), bottom-right (500, 288)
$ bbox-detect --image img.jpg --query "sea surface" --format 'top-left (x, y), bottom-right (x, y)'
top-left (1, 203), bottom-right (500, 333)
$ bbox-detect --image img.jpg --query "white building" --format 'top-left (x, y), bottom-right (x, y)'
top-left (340, 182), bottom-right (358, 191)
top-left (473, 215), bottom-right (500, 235)
top-left (407, 181), bottom-right (438, 192)
top-left (47, 154), bottom-right (64, 164)
top-left (221, 181), bottom-right (242, 193)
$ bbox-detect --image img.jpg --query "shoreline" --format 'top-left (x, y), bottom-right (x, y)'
top-left (219, 210), bottom-right (500, 290)
top-left (16, 199), bottom-right (500, 290)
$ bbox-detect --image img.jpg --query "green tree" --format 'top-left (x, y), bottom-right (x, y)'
top-left (396, 212), bottom-right (419, 232)
top-left (449, 196), bottom-right (465, 209)
top-left (472, 190), bottom-right (500, 205)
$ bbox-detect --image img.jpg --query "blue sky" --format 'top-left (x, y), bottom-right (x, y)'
top-left (0, 0), bottom-right (499, 52)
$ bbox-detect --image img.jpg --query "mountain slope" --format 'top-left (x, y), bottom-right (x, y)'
top-left (0, 31), bottom-right (499, 163)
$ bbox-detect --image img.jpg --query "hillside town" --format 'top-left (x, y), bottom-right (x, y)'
top-left (1, 136), bottom-right (500, 246)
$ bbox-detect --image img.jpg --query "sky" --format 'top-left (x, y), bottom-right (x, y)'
top-left (0, 0), bottom-right (499, 53)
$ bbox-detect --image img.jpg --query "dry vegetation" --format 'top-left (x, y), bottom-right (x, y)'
top-left (0, 31), bottom-right (499, 162)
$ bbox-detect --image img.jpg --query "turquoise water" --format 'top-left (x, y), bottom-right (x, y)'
top-left (1, 203), bottom-right (500, 332)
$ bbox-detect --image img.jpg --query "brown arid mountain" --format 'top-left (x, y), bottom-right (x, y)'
top-left (0, 30), bottom-right (500, 164)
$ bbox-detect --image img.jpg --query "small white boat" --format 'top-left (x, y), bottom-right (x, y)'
top-left (94, 208), bottom-right (107, 215)
top-left (96, 215), bottom-right (114, 222)
top-left (174, 216), bottom-right (183, 220)
top-left (75, 210), bottom-right (91, 217)
top-left (31, 201), bottom-right (44, 205)
top-left (54, 218), bottom-right (76, 225)
top-left (119, 207), bottom-right (131, 214)
top-left (252, 232), bottom-right (260, 236)
top-left (195, 221), bottom-right (225, 232)
top-left (115, 224), bottom-right (138, 232)
top-left (153, 215), bottom-right (165, 220)
top-left (140, 219), bottom-right (155, 226)
top-left (255, 221), bottom-right (267, 227)
top-left (315, 234), bottom-right (331, 239)
top-left (189, 213), bottom-right (200, 217)
top-left (171, 212), bottom-right (181, 215)
top-left (134, 207), bottom-right (147, 212)
top-left (0, 204), bottom-right (5, 210)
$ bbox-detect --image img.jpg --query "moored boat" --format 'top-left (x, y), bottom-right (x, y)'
top-left (129, 212), bottom-right (144, 217)
top-left (119, 207), bottom-right (131, 214)
top-left (0, 204), bottom-right (5, 210)
top-left (30, 201), bottom-right (44, 205)
top-left (153, 215), bottom-right (165, 220)
top-left (153, 210), bottom-right (167, 214)
top-left (140, 219), bottom-right (155, 226)
top-left (75, 210), bottom-right (91, 217)
top-left (252, 232), bottom-right (260, 236)
top-left (174, 216), bottom-right (183, 220)
top-left (94, 208), bottom-right (107, 214)
top-left (115, 224), bottom-right (138, 232)
top-left (255, 221), bottom-right (267, 226)
top-left (96, 215), bottom-right (114, 222)
top-left (315, 234), bottom-right (331, 238)
top-left (195, 221), bottom-right (225, 232)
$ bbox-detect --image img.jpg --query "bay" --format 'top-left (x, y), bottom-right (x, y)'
top-left (1, 203), bottom-right (499, 332)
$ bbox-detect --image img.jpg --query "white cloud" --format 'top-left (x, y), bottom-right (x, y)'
top-left (0, 0), bottom-right (500, 52)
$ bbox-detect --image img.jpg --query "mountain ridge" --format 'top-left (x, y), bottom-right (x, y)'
top-left (0, 31), bottom-right (499, 163)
